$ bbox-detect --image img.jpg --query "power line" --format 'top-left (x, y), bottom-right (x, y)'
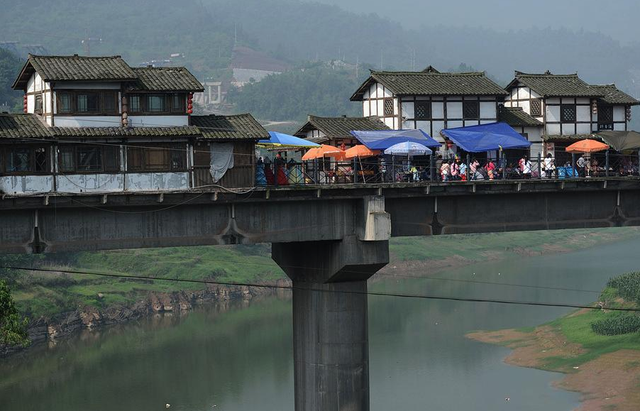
top-left (3, 266), bottom-right (634, 313)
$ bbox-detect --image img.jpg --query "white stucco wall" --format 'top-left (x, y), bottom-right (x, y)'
top-left (0, 175), bottom-right (53, 195)
top-left (128, 116), bottom-right (190, 127)
top-left (56, 174), bottom-right (125, 193)
top-left (54, 116), bottom-right (123, 127)
top-left (125, 172), bottom-right (190, 191)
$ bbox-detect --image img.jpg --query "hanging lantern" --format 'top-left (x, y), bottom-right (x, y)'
top-left (23, 94), bottom-right (28, 113)
top-left (627, 106), bottom-right (632, 122)
top-left (591, 99), bottom-right (598, 115)
top-left (187, 92), bottom-right (194, 115)
top-left (446, 140), bottom-right (454, 149)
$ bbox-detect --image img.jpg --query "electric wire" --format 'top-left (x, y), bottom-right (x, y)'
top-left (3, 266), bottom-right (635, 313)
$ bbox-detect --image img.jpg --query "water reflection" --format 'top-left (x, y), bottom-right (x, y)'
top-left (2, 238), bottom-right (640, 410)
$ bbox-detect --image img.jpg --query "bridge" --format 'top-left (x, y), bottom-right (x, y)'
top-left (2, 178), bottom-right (640, 411)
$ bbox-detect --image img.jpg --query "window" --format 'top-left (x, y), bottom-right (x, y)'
top-left (127, 144), bottom-right (186, 172)
top-left (55, 91), bottom-right (120, 115)
top-left (58, 93), bottom-right (73, 114)
top-left (147, 95), bottom-right (166, 112)
top-left (530, 99), bottom-right (542, 117)
top-left (463, 101), bottom-right (479, 120)
top-left (77, 93), bottom-right (100, 113)
top-left (6, 148), bottom-right (31, 172)
top-left (129, 95), bottom-right (142, 113)
top-left (77, 146), bottom-right (102, 171)
top-left (598, 105), bottom-right (614, 130)
top-left (383, 98), bottom-right (394, 116)
top-left (103, 92), bottom-right (118, 114)
top-left (2, 146), bottom-right (50, 174)
top-left (58, 145), bottom-right (120, 173)
top-left (171, 94), bottom-right (185, 113)
top-left (34, 95), bottom-right (43, 115)
top-left (414, 101), bottom-right (431, 120)
top-left (561, 105), bottom-right (576, 122)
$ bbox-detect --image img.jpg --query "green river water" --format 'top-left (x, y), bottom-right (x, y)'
top-left (2, 236), bottom-right (640, 411)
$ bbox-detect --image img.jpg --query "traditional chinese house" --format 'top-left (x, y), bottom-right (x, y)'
top-left (1, 54), bottom-right (267, 195)
top-left (294, 115), bottom-right (389, 148)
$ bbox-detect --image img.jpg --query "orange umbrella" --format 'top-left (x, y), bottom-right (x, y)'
top-left (565, 139), bottom-right (609, 153)
top-left (302, 144), bottom-right (345, 160)
top-left (345, 145), bottom-right (381, 159)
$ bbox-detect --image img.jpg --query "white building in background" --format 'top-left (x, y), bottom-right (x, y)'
top-left (504, 71), bottom-right (639, 159)
top-left (350, 66), bottom-right (508, 141)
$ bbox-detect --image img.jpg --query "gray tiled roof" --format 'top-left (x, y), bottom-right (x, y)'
top-left (15, 55), bottom-right (136, 88)
top-left (509, 71), bottom-right (639, 105)
top-left (498, 107), bottom-right (542, 127)
top-left (510, 72), bottom-right (595, 97)
top-left (351, 68), bottom-right (508, 101)
top-left (0, 113), bottom-right (267, 141)
top-left (131, 67), bottom-right (204, 92)
top-left (51, 126), bottom-right (201, 138)
top-left (590, 85), bottom-right (639, 105)
top-left (0, 113), bottom-right (52, 139)
top-left (542, 134), bottom-right (597, 142)
top-left (13, 55), bottom-right (203, 94)
top-left (294, 115), bottom-right (390, 139)
top-left (190, 114), bottom-right (269, 140)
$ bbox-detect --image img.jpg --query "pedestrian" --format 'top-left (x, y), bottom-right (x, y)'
top-left (440, 160), bottom-right (450, 182)
top-left (577, 154), bottom-right (586, 177)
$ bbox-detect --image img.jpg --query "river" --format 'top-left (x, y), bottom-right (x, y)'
top-left (2, 236), bottom-right (640, 411)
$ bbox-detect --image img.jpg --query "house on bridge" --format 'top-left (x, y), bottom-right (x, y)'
top-left (503, 71), bottom-right (640, 163)
top-left (294, 115), bottom-right (389, 148)
top-left (350, 66), bottom-right (508, 144)
top-left (1, 54), bottom-right (268, 195)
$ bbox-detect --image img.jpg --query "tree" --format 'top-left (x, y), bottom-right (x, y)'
top-left (0, 279), bottom-right (30, 347)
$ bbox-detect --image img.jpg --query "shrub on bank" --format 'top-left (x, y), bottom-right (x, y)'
top-left (608, 272), bottom-right (640, 304)
top-left (591, 313), bottom-right (640, 336)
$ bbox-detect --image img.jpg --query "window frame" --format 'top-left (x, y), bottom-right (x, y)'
top-left (57, 144), bottom-right (121, 174)
top-left (126, 93), bottom-right (186, 115)
top-left (414, 101), bottom-right (432, 120)
top-left (530, 99), bottom-right (542, 117)
top-left (560, 104), bottom-right (577, 123)
top-left (597, 104), bottom-right (614, 130)
top-left (126, 143), bottom-right (187, 173)
top-left (383, 98), bottom-right (395, 117)
top-left (0, 145), bottom-right (51, 175)
top-left (55, 90), bottom-right (121, 116)
top-left (463, 100), bottom-right (480, 120)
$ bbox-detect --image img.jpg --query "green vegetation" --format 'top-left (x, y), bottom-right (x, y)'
top-left (228, 62), bottom-right (367, 121)
top-left (0, 280), bottom-right (30, 347)
top-left (591, 313), bottom-right (640, 336)
top-left (608, 272), bottom-right (640, 304)
top-left (228, 63), bottom-right (369, 121)
top-left (532, 271), bottom-right (640, 369)
top-left (0, 49), bottom-right (22, 110)
top-left (5, 228), bottom-right (640, 321)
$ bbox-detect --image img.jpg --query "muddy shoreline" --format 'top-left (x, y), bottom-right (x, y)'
top-left (468, 325), bottom-right (640, 411)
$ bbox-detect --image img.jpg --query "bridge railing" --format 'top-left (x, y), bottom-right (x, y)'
top-left (257, 152), bottom-right (640, 187)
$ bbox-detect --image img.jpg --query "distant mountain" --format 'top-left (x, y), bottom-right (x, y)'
top-left (1, 0), bottom-right (639, 125)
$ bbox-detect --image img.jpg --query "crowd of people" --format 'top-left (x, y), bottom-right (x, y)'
top-left (256, 150), bottom-right (640, 186)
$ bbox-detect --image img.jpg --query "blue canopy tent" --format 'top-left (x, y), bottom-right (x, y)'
top-left (258, 131), bottom-right (321, 149)
top-left (349, 129), bottom-right (441, 151)
top-left (440, 122), bottom-right (531, 153)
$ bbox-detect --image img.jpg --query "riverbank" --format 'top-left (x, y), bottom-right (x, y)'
top-left (4, 227), bottom-right (640, 355)
top-left (468, 289), bottom-right (640, 410)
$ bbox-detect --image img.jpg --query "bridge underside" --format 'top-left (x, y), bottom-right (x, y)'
top-left (1, 179), bottom-right (638, 254)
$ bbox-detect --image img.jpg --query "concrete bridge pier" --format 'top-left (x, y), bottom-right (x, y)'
top-left (272, 196), bottom-right (391, 411)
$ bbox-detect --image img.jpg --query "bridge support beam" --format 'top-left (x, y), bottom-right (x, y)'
top-left (272, 236), bottom-right (389, 411)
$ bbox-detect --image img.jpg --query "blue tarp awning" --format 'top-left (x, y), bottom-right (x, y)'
top-left (350, 129), bottom-right (441, 150)
top-left (440, 122), bottom-right (532, 153)
top-left (258, 131), bottom-right (321, 148)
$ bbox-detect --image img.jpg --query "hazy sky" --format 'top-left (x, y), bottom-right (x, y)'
top-left (312, 0), bottom-right (640, 44)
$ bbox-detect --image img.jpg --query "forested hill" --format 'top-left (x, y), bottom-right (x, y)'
top-left (0, 49), bottom-right (22, 110)
top-left (1, 0), bottom-right (640, 124)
